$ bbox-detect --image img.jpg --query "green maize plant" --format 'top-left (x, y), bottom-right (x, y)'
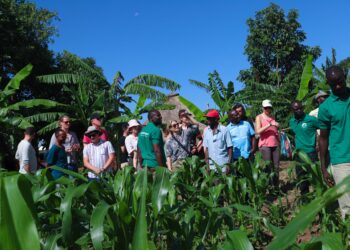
top-left (1, 155), bottom-right (350, 249)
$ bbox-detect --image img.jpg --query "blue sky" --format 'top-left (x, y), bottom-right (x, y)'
top-left (33, 0), bottom-right (350, 111)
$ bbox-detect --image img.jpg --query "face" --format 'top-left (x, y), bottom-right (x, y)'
top-left (206, 117), bottom-right (218, 128)
top-left (151, 111), bottom-right (162, 125)
top-left (229, 111), bottom-right (240, 124)
top-left (56, 131), bottom-right (67, 144)
top-left (60, 117), bottom-right (71, 130)
top-left (170, 121), bottom-right (180, 133)
top-left (263, 107), bottom-right (272, 115)
top-left (316, 96), bottom-right (327, 105)
top-left (91, 118), bottom-right (102, 127)
top-left (130, 126), bottom-right (140, 135)
top-left (180, 114), bottom-right (190, 124)
top-left (235, 107), bottom-right (245, 119)
top-left (328, 75), bottom-right (346, 96)
top-left (291, 102), bottom-right (304, 118)
top-left (87, 132), bottom-right (100, 143)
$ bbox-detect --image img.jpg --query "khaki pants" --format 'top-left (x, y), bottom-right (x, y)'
top-left (331, 163), bottom-right (350, 219)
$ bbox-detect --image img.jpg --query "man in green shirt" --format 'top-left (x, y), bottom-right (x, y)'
top-left (319, 66), bottom-right (350, 218)
top-left (137, 110), bottom-right (166, 168)
top-left (289, 100), bottom-right (320, 194)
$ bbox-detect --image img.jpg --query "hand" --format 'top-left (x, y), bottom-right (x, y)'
top-left (225, 164), bottom-right (231, 175)
top-left (72, 144), bottom-right (80, 151)
top-left (271, 121), bottom-right (279, 127)
top-left (322, 169), bottom-right (334, 187)
top-left (191, 146), bottom-right (198, 155)
top-left (66, 147), bottom-right (73, 153)
top-left (94, 168), bottom-right (102, 175)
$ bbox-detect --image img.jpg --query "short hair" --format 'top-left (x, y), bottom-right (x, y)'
top-left (232, 103), bottom-right (245, 111)
top-left (290, 100), bottom-right (303, 109)
top-left (148, 110), bottom-right (158, 120)
top-left (54, 128), bottom-right (65, 137)
top-left (59, 114), bottom-right (70, 122)
top-left (24, 127), bottom-right (36, 136)
top-left (326, 66), bottom-right (345, 81)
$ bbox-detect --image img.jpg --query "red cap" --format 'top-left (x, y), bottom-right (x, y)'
top-left (204, 109), bottom-right (220, 119)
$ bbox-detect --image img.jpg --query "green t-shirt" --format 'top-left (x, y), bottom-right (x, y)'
top-left (137, 122), bottom-right (166, 168)
top-left (318, 88), bottom-right (350, 165)
top-left (289, 114), bottom-right (319, 153)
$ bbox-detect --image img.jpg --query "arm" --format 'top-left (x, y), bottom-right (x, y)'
top-left (255, 115), bottom-right (271, 134)
top-left (166, 157), bottom-right (173, 171)
top-left (133, 151), bottom-right (138, 169)
top-left (153, 144), bottom-right (164, 167)
top-left (319, 129), bottom-right (333, 186)
top-left (83, 156), bottom-right (101, 175)
top-left (102, 153), bottom-right (116, 171)
top-left (204, 147), bottom-right (209, 165)
top-left (226, 147), bottom-right (233, 174)
top-left (251, 136), bottom-right (257, 154)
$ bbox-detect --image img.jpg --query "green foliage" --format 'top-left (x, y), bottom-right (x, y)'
top-left (297, 55), bottom-right (313, 101)
top-left (1, 154), bottom-right (348, 249)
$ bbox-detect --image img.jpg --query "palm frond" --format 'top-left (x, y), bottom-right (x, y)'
top-left (1, 116), bottom-right (33, 129)
top-left (4, 64), bottom-right (33, 92)
top-left (297, 55), bottom-right (313, 101)
top-left (125, 74), bottom-right (180, 92)
top-left (188, 79), bottom-right (210, 92)
top-left (124, 83), bottom-right (167, 101)
top-left (37, 121), bottom-right (59, 135)
top-left (140, 102), bottom-right (175, 113)
top-left (108, 115), bottom-right (134, 124)
top-left (6, 99), bottom-right (66, 111)
top-left (37, 74), bottom-right (81, 85)
top-left (25, 112), bottom-right (66, 123)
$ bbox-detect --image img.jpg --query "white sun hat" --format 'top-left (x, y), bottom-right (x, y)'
top-left (128, 119), bottom-right (140, 128)
top-left (262, 99), bottom-right (273, 108)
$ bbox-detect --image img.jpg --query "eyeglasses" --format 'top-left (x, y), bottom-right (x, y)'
top-left (171, 123), bottom-right (179, 128)
top-left (88, 133), bottom-right (99, 138)
top-left (62, 121), bottom-right (71, 124)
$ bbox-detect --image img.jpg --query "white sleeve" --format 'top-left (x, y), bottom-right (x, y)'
top-left (106, 141), bottom-right (115, 154)
top-left (125, 136), bottom-right (134, 154)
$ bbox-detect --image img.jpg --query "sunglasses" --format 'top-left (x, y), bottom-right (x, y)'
top-left (88, 133), bottom-right (99, 138)
top-left (171, 123), bottom-right (179, 128)
top-left (62, 121), bottom-right (71, 124)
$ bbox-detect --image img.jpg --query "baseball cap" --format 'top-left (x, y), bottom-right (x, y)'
top-left (315, 90), bottom-right (329, 100)
top-left (262, 99), bottom-right (273, 108)
top-left (204, 109), bottom-right (220, 119)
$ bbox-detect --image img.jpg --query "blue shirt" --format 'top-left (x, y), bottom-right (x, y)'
top-left (227, 121), bottom-right (255, 159)
top-left (203, 124), bottom-right (232, 170)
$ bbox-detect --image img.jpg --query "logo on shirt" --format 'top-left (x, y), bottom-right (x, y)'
top-left (302, 123), bottom-right (308, 129)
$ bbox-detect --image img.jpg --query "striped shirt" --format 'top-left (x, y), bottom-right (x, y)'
top-left (83, 140), bottom-right (115, 178)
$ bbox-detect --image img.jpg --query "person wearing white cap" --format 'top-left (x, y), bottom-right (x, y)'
top-left (255, 99), bottom-right (280, 187)
top-left (125, 119), bottom-right (141, 169)
top-left (309, 90), bottom-right (329, 118)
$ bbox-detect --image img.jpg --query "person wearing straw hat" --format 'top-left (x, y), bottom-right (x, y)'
top-left (125, 119), bottom-right (141, 169)
top-left (83, 113), bottom-right (109, 146)
top-left (83, 126), bottom-right (115, 180)
top-left (255, 99), bottom-right (280, 187)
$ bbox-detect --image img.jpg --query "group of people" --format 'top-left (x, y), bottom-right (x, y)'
top-left (14, 66), bottom-right (350, 216)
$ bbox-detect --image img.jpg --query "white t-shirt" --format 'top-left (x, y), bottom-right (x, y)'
top-left (15, 140), bottom-right (37, 174)
top-left (125, 134), bottom-right (138, 156)
top-left (83, 140), bottom-right (115, 178)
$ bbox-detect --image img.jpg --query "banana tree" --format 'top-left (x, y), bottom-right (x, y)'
top-left (0, 64), bottom-right (65, 169)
